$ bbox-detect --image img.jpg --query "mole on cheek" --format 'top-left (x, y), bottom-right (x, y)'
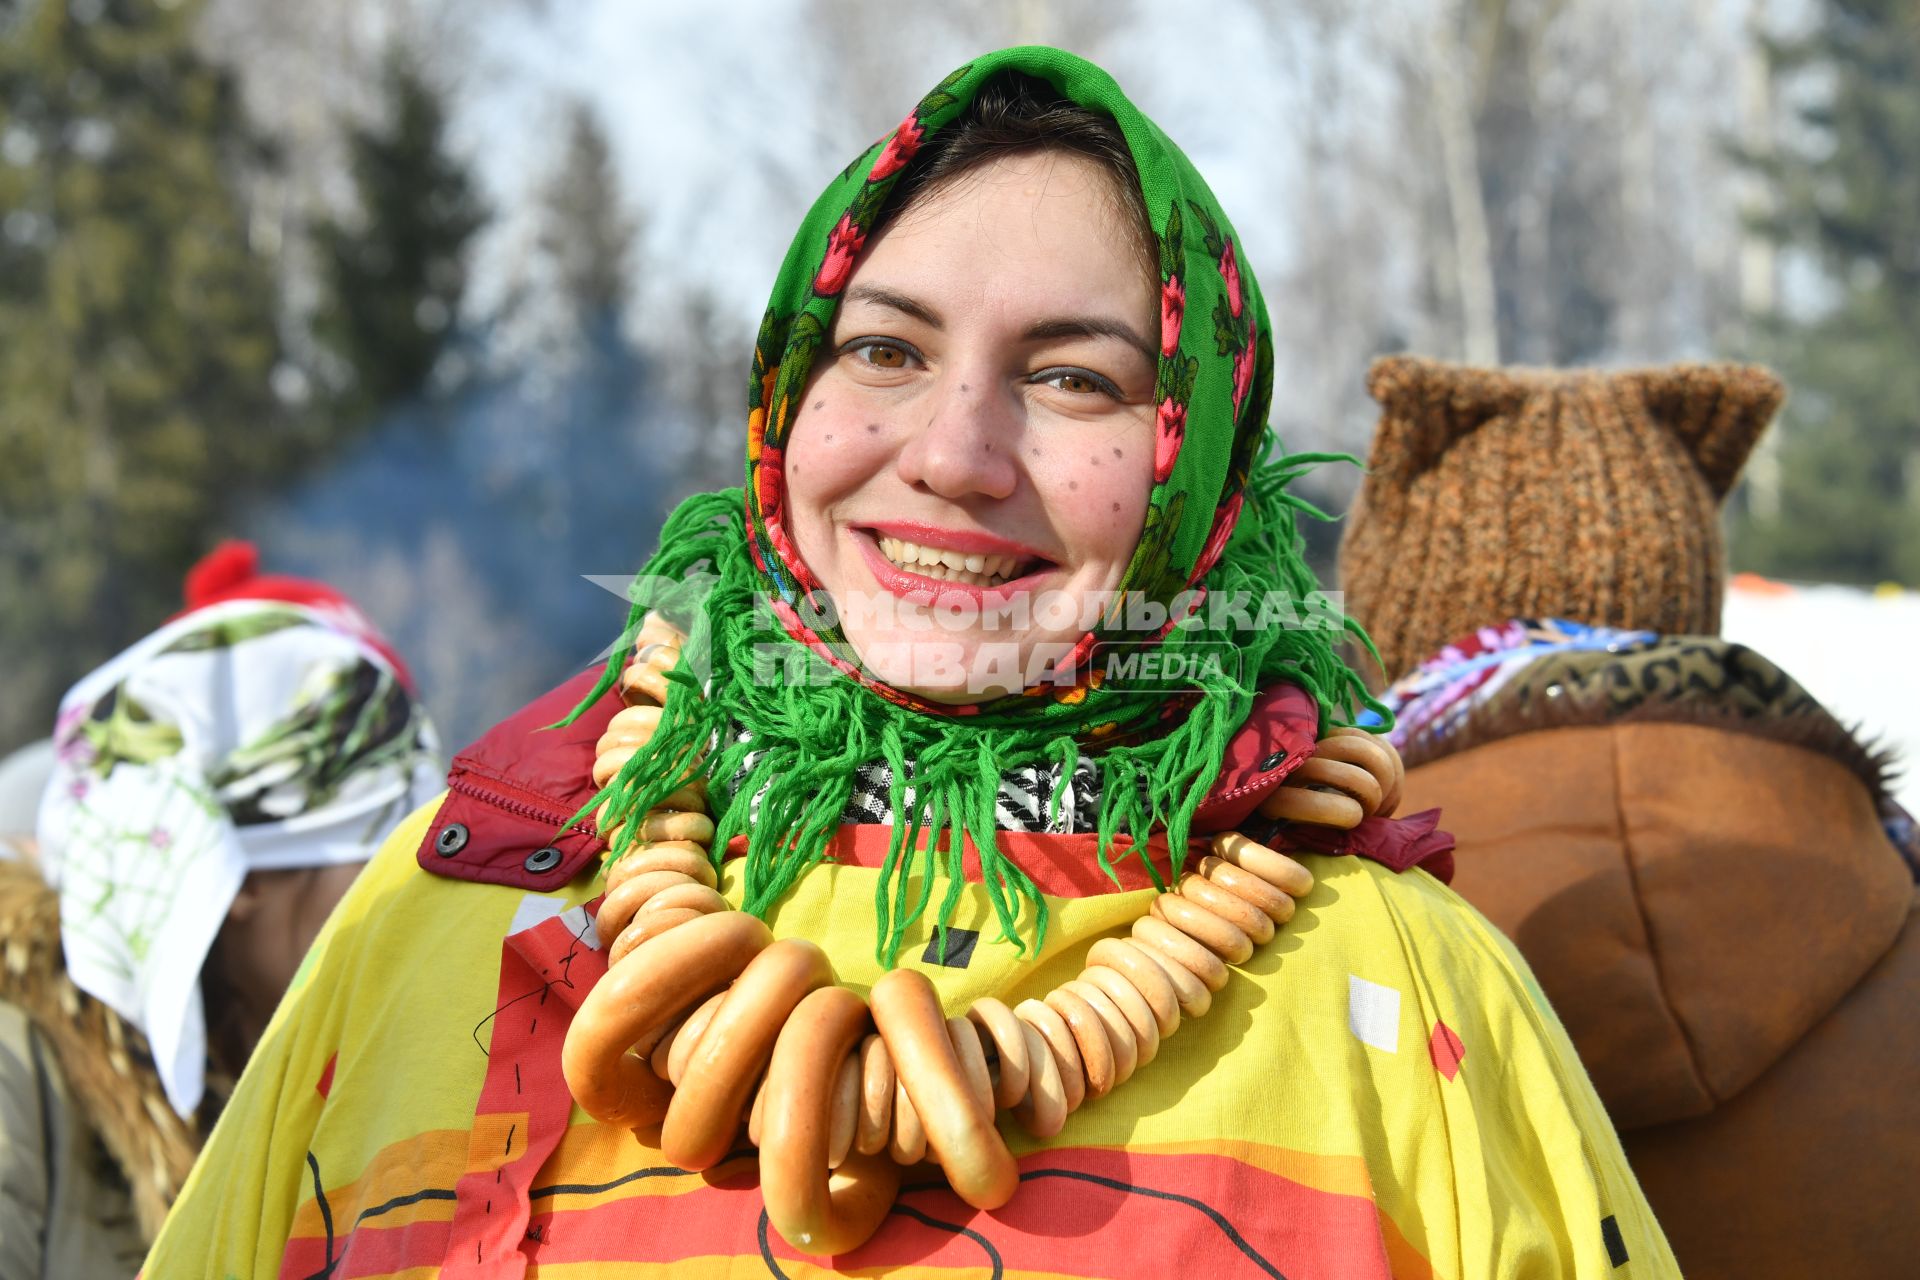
top-left (1112, 447), bottom-right (1123, 459)
top-left (824, 433), bottom-right (833, 442)
top-left (1069, 480), bottom-right (1078, 490)
top-left (1090, 454), bottom-right (1101, 466)
top-left (813, 400), bottom-right (825, 411)
top-left (866, 423), bottom-right (880, 434)
top-left (1111, 502), bottom-right (1121, 512)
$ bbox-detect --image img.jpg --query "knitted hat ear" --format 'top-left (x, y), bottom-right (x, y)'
top-left (1363, 355), bottom-right (1536, 478)
top-left (1618, 363), bottom-right (1785, 499)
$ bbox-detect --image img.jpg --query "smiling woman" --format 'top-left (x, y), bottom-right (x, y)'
top-left (143, 48), bottom-right (1678, 1280)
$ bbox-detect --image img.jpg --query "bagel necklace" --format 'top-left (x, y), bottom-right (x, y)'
top-left (561, 618), bottom-right (1406, 1257)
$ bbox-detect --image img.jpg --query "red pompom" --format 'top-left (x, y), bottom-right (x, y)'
top-left (183, 540), bottom-right (262, 609)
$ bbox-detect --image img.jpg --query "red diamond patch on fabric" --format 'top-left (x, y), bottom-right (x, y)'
top-left (315, 1051), bottom-right (338, 1100)
top-left (1429, 1021), bottom-right (1465, 1081)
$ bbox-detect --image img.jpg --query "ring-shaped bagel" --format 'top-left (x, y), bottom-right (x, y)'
top-left (596, 869), bottom-right (696, 948)
top-left (1310, 732), bottom-right (1398, 797)
top-left (1075, 967), bottom-right (1162, 1067)
top-left (1125, 933), bottom-right (1212, 1017)
top-left (888, 1078), bottom-right (927, 1165)
top-left (652, 782), bottom-right (709, 812)
top-left (635, 612), bottom-right (684, 651)
top-left (656, 988), bottom-right (729, 1082)
top-left (760, 985), bottom-right (899, 1256)
top-left (661, 937), bottom-right (833, 1171)
top-left (620, 662), bottom-right (672, 707)
top-left (1060, 979), bottom-right (1141, 1083)
top-left (596, 704), bottom-right (663, 756)
top-left (593, 744), bottom-right (637, 789)
top-left (1014, 998), bottom-right (1086, 1113)
top-left (1329, 724), bottom-right (1404, 788)
top-left (1198, 855), bottom-right (1296, 925)
top-left (946, 1016), bottom-right (995, 1120)
top-left (1086, 938), bottom-right (1181, 1035)
top-left (1153, 892), bottom-right (1254, 965)
top-left (828, 1050), bottom-right (861, 1169)
top-left (605, 843), bottom-right (716, 893)
top-left (870, 969), bottom-right (1018, 1210)
top-left (1179, 873), bottom-right (1276, 945)
top-left (635, 810), bottom-right (716, 845)
top-left (1010, 1019), bottom-right (1068, 1138)
top-left (1130, 915), bottom-right (1230, 992)
top-left (562, 910), bottom-right (771, 1128)
top-left (1208, 832), bottom-right (1314, 898)
top-left (609, 906), bottom-right (705, 966)
top-left (1041, 986), bottom-right (1114, 1099)
top-left (639, 881), bottom-right (728, 920)
top-left (855, 1034), bottom-right (894, 1156)
top-left (965, 997), bottom-right (1031, 1110)
top-left (1260, 784), bottom-right (1364, 829)
top-left (1288, 756), bottom-right (1384, 815)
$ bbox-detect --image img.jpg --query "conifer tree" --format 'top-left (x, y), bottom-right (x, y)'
top-left (1735, 0), bottom-right (1920, 585)
top-left (312, 47), bottom-right (487, 417)
top-left (0, 0), bottom-right (285, 745)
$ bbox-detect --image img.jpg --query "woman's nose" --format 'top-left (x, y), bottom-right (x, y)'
top-left (894, 372), bottom-right (1020, 501)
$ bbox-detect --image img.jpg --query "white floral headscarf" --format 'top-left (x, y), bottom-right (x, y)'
top-left (36, 598), bottom-right (442, 1117)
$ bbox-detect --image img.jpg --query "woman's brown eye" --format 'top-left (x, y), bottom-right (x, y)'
top-left (1059, 373), bottom-right (1095, 393)
top-left (865, 345), bottom-right (905, 368)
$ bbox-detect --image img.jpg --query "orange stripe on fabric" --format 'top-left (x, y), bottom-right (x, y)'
top-left (283, 1129), bottom-right (468, 1237)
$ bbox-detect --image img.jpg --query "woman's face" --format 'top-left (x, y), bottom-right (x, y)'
top-left (785, 150), bottom-right (1158, 702)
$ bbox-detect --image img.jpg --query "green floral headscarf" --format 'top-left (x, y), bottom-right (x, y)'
top-left (576, 46), bottom-right (1385, 963)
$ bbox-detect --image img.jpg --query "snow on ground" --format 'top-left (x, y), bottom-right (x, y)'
top-left (1721, 577), bottom-right (1920, 816)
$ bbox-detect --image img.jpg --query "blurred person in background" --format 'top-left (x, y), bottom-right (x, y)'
top-left (0, 541), bottom-right (440, 1277)
top-left (1341, 355), bottom-right (1920, 1278)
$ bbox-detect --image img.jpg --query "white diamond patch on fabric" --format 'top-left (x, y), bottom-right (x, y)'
top-left (1348, 974), bottom-right (1401, 1053)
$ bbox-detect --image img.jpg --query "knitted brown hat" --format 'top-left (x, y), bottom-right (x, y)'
top-left (1339, 356), bottom-right (1785, 686)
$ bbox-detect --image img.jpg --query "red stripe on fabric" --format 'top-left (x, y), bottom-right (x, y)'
top-left (278, 1219), bottom-right (452, 1279)
top-left (510, 1146), bottom-right (1399, 1278)
top-left (725, 824), bottom-right (1176, 896)
top-left (440, 912), bottom-right (605, 1276)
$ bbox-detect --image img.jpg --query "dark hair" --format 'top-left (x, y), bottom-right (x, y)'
top-left (884, 71), bottom-right (1156, 280)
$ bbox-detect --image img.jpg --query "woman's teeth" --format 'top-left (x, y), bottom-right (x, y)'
top-left (876, 536), bottom-right (1027, 588)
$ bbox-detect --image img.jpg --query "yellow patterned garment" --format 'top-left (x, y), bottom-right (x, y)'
top-left (144, 795), bottom-right (1676, 1278)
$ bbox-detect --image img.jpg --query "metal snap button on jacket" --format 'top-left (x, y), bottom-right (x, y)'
top-left (524, 845), bottom-right (564, 874)
top-left (1261, 751), bottom-right (1289, 772)
top-left (434, 823), bottom-right (470, 857)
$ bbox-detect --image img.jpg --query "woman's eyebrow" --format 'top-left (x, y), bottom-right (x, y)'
top-left (1023, 316), bottom-right (1156, 363)
top-left (845, 285), bottom-right (943, 327)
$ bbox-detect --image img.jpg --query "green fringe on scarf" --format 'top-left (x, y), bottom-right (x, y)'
top-left (565, 445), bottom-right (1388, 968)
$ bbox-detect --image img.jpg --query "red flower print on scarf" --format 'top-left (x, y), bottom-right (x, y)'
top-left (1231, 317), bottom-right (1258, 416)
top-left (1153, 397), bottom-right (1187, 484)
top-left (867, 111), bottom-right (926, 182)
top-left (1159, 275), bottom-right (1185, 357)
top-left (755, 447), bottom-right (785, 521)
top-left (1220, 238), bottom-right (1243, 320)
top-left (1189, 492), bottom-right (1244, 585)
top-left (814, 214), bottom-right (867, 296)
